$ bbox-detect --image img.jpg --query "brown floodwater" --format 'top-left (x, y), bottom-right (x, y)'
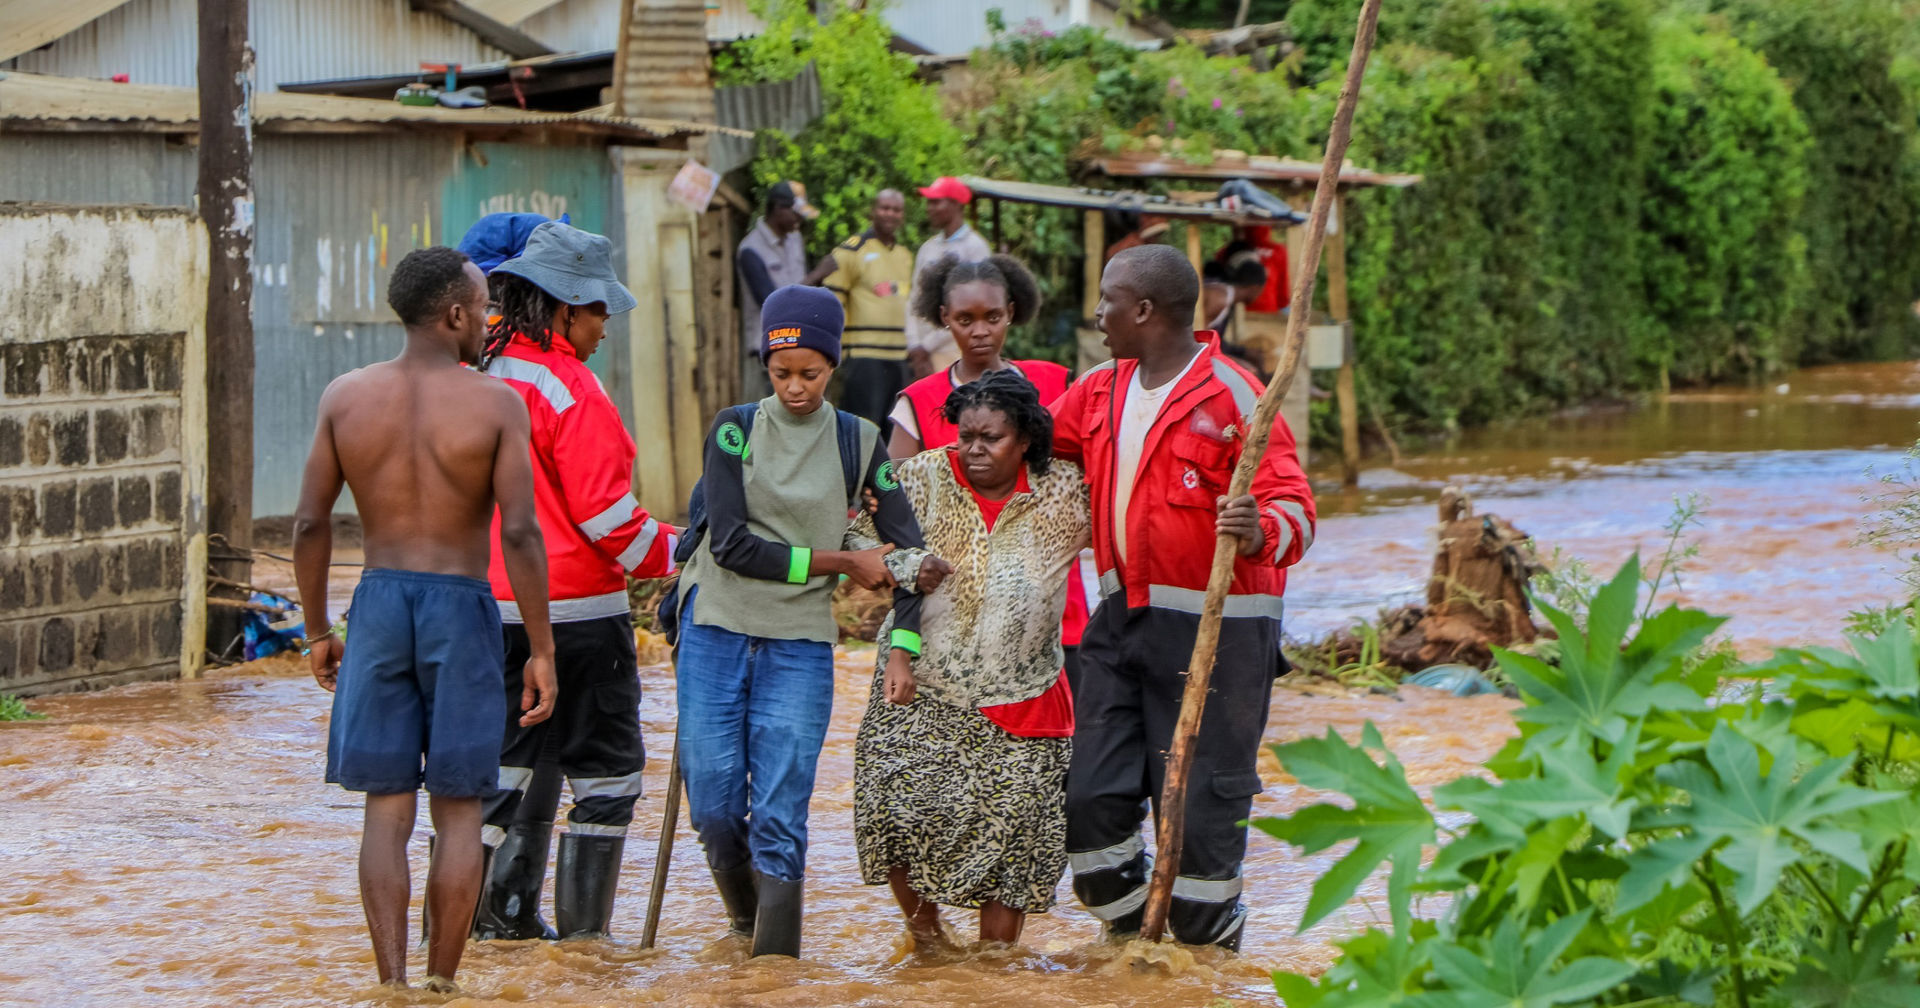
top-left (0, 654), bottom-right (1512, 1007)
top-left (1290, 359), bottom-right (1920, 653)
top-left (11, 360), bottom-right (1912, 1006)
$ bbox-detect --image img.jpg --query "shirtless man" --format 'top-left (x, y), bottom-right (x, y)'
top-left (293, 246), bottom-right (558, 993)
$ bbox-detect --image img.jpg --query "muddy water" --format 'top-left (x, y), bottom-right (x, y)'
top-left (0, 654), bottom-right (1512, 1007)
top-left (1291, 360), bottom-right (1920, 652)
top-left (12, 361), bottom-right (1902, 1006)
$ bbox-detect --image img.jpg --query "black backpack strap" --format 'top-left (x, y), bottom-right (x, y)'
top-left (674, 403), bottom-right (761, 566)
top-left (835, 409), bottom-right (863, 507)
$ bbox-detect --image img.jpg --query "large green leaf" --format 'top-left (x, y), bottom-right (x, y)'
top-left (1774, 918), bottom-right (1919, 1008)
top-left (1655, 724), bottom-right (1892, 913)
top-left (1503, 558), bottom-right (1721, 754)
top-left (1257, 723), bottom-right (1436, 933)
top-left (1437, 726), bottom-right (1641, 840)
top-left (1411, 911), bottom-right (1633, 1008)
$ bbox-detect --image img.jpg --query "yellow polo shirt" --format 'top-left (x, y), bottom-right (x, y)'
top-left (823, 230), bottom-right (915, 362)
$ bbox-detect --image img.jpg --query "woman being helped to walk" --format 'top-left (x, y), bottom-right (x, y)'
top-left (856, 369), bottom-right (1091, 947)
top-left (674, 285), bottom-right (940, 959)
top-left (887, 255), bottom-right (1097, 691)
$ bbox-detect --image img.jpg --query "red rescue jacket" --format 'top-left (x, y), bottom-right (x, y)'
top-left (486, 331), bottom-right (676, 623)
top-left (1049, 332), bottom-right (1314, 620)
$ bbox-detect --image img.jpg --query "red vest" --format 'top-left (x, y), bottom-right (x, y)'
top-left (900, 360), bottom-right (1072, 450)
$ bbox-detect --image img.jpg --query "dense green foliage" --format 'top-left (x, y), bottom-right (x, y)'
top-left (1263, 558), bottom-right (1920, 1007)
top-left (725, 0), bottom-right (1920, 439)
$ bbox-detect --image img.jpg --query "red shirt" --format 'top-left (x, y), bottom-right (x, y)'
top-left (898, 359), bottom-right (1096, 646)
top-left (485, 332), bottom-right (676, 622)
top-left (948, 451), bottom-right (1073, 738)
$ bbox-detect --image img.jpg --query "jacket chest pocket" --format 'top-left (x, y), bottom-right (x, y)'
top-left (1167, 431), bottom-right (1236, 510)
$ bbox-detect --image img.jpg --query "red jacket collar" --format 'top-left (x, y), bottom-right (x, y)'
top-left (508, 329), bottom-right (581, 359)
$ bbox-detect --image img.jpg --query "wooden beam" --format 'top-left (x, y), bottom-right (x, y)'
top-left (1327, 193), bottom-right (1359, 486)
top-left (1187, 222), bottom-right (1205, 330)
top-left (1082, 209), bottom-right (1104, 323)
top-left (409, 0), bottom-right (555, 59)
top-left (197, 0), bottom-right (254, 664)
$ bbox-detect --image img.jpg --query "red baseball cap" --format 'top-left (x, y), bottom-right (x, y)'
top-left (918, 177), bottom-right (972, 204)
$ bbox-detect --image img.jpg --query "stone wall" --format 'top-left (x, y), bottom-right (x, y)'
top-left (0, 204), bottom-right (208, 695)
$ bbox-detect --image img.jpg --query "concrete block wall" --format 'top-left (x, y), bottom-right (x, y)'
top-left (0, 204), bottom-right (208, 695)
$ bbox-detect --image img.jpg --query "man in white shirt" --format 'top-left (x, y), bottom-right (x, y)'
top-left (905, 177), bottom-right (993, 377)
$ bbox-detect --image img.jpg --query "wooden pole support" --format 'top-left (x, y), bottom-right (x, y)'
top-left (1137, 0), bottom-right (1385, 945)
top-left (641, 746), bottom-right (684, 949)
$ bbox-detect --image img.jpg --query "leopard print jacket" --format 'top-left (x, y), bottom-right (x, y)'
top-left (857, 449), bottom-right (1092, 709)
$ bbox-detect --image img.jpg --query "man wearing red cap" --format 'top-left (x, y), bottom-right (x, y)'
top-left (905, 177), bottom-right (992, 377)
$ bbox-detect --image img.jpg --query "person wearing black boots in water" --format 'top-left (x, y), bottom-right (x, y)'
top-left (672, 284), bottom-right (944, 958)
top-left (470, 222), bottom-right (679, 940)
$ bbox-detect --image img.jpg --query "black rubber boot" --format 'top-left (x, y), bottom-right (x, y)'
top-left (712, 863), bottom-right (758, 938)
top-left (553, 832), bottom-right (625, 939)
top-left (473, 822), bottom-right (559, 941)
top-left (749, 873), bottom-right (803, 958)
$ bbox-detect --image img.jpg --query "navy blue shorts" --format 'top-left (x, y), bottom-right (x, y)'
top-left (326, 569), bottom-right (507, 797)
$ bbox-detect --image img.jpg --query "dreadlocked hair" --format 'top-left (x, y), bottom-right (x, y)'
top-left (911, 254), bottom-right (1043, 327)
top-left (481, 273), bottom-right (564, 368)
top-left (941, 368), bottom-right (1053, 476)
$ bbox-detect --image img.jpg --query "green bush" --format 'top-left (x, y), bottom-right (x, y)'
top-left (1640, 16), bottom-right (1811, 384)
top-left (1265, 557), bottom-right (1920, 1007)
top-left (718, 0), bottom-right (965, 260)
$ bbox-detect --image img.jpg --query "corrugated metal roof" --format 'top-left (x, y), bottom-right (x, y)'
top-left (961, 176), bottom-right (1300, 225)
top-left (1085, 151), bottom-right (1422, 189)
top-left (0, 0), bottom-right (136, 62)
top-left (0, 70), bottom-right (748, 139)
top-left (711, 63), bottom-right (821, 174)
top-left (613, 0), bottom-right (716, 123)
top-left (515, 0), bottom-right (622, 53)
top-left (1, 0), bottom-right (513, 90)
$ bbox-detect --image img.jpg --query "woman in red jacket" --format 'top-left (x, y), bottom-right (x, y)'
top-left (888, 255), bottom-right (1096, 688)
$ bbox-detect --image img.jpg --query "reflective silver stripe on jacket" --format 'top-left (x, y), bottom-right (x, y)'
top-left (579, 493), bottom-right (640, 542)
top-left (486, 356), bottom-right (576, 415)
top-left (1209, 358), bottom-right (1258, 421)
top-left (1094, 573), bottom-right (1285, 622)
top-left (1270, 499), bottom-right (1313, 555)
top-left (615, 517), bottom-right (663, 571)
top-left (497, 589), bottom-right (630, 624)
top-left (1067, 834), bottom-right (1147, 874)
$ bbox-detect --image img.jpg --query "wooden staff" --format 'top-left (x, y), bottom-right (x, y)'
top-left (640, 747), bottom-right (683, 949)
top-left (1138, 0), bottom-right (1386, 944)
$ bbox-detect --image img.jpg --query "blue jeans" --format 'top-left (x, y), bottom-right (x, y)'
top-left (674, 589), bottom-right (835, 882)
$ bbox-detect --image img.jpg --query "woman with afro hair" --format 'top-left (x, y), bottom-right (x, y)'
top-left (853, 369), bottom-right (1090, 948)
top-left (888, 254), bottom-right (1099, 691)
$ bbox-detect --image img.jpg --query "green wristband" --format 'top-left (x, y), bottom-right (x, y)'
top-left (889, 628), bottom-right (923, 656)
top-left (787, 546), bottom-right (812, 585)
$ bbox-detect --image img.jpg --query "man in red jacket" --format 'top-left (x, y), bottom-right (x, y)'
top-left (1051, 244), bottom-right (1315, 950)
top-left (474, 222), bottom-right (679, 940)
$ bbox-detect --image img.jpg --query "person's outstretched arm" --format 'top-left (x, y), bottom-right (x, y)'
top-left (702, 409), bottom-right (895, 589)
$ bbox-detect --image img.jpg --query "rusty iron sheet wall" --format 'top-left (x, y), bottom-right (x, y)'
top-left (0, 130), bottom-right (627, 517)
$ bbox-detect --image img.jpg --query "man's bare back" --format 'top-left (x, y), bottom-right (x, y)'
top-left (319, 356), bottom-right (526, 579)
top-left (290, 249), bottom-right (557, 992)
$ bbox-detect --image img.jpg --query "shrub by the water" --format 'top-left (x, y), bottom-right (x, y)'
top-left (1263, 557), bottom-right (1920, 1006)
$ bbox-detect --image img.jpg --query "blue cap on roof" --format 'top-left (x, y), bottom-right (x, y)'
top-left (456, 212), bottom-right (571, 275)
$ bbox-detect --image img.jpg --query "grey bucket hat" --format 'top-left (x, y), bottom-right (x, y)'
top-left (493, 220), bottom-right (637, 315)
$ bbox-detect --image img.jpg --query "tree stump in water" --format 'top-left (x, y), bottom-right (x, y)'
top-left (1380, 486), bottom-right (1543, 670)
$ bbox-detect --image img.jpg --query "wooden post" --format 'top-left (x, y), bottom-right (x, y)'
top-left (1187, 222), bottom-right (1206, 331)
top-left (1327, 194), bottom-right (1361, 486)
top-left (1082, 210), bottom-right (1105, 322)
top-left (198, 0), bottom-right (254, 659)
top-left (1137, 0), bottom-right (1384, 944)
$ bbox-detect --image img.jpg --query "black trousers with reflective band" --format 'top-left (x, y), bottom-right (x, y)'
top-left (482, 615), bottom-right (645, 836)
top-left (1064, 600), bottom-right (1278, 944)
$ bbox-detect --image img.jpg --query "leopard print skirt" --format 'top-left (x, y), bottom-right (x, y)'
top-left (852, 659), bottom-right (1070, 913)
